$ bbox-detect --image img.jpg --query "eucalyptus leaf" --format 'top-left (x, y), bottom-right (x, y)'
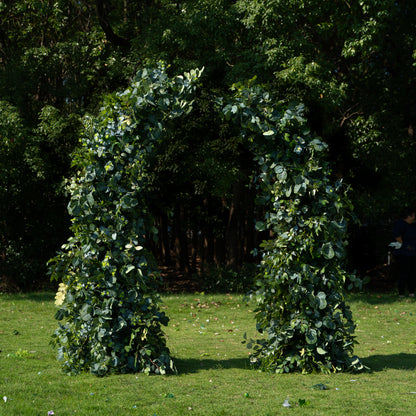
top-left (306, 329), bottom-right (317, 345)
top-left (316, 292), bottom-right (327, 309)
top-left (255, 221), bottom-right (266, 231)
top-left (125, 264), bottom-right (135, 274)
top-left (322, 243), bottom-right (335, 259)
top-left (274, 165), bottom-right (287, 181)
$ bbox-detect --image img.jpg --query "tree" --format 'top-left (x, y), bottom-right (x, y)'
top-left (0, 101), bottom-right (30, 290)
top-left (0, 0), bottom-right (256, 289)
top-left (3, 0), bottom-right (416, 291)
top-left (0, 0), bottom-right (135, 289)
top-left (235, 0), bottom-right (416, 213)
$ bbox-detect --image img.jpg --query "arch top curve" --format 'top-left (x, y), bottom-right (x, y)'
top-left (85, 65), bottom-right (204, 154)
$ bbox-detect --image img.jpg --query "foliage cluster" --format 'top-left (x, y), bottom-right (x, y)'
top-left (220, 83), bottom-right (364, 372)
top-left (49, 66), bottom-right (203, 375)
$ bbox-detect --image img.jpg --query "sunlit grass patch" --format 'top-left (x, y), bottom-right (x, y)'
top-left (1, 292), bottom-right (416, 415)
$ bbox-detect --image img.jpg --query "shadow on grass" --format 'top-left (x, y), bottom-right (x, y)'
top-left (28, 292), bottom-right (55, 302)
top-left (0, 292), bottom-right (55, 303)
top-left (363, 353), bottom-right (416, 372)
top-left (174, 357), bottom-right (251, 374)
top-left (348, 292), bottom-right (411, 305)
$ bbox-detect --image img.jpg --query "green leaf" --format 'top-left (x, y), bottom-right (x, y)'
top-left (316, 292), bottom-right (327, 309)
top-left (298, 399), bottom-right (310, 407)
top-left (120, 194), bottom-right (138, 210)
top-left (80, 303), bottom-right (92, 321)
top-left (274, 165), bottom-right (287, 181)
top-left (306, 329), bottom-right (317, 345)
top-left (313, 383), bottom-right (328, 390)
top-left (255, 221), bottom-right (266, 231)
top-left (309, 139), bottom-right (327, 152)
top-left (321, 243), bottom-right (335, 259)
top-left (86, 192), bottom-right (95, 207)
top-left (125, 264), bottom-right (135, 274)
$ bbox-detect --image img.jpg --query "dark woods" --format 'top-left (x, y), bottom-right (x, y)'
top-left (1, 1), bottom-right (416, 291)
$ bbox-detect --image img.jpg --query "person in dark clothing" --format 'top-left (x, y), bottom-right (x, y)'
top-left (392, 208), bottom-right (416, 297)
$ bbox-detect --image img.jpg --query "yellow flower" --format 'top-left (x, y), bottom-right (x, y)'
top-left (55, 283), bottom-right (68, 306)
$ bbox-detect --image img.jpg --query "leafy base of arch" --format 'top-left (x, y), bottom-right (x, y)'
top-left (50, 66), bottom-right (364, 376)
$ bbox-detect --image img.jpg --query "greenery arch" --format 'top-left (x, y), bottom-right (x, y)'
top-left (50, 66), bottom-right (363, 376)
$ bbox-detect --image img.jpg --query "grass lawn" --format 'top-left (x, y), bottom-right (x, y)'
top-left (1, 291), bottom-right (416, 415)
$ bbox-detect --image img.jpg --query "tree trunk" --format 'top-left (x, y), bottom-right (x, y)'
top-left (226, 180), bottom-right (245, 268)
top-left (159, 212), bottom-right (171, 265)
top-left (173, 203), bottom-right (189, 273)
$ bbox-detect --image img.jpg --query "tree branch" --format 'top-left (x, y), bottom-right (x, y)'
top-left (339, 104), bottom-right (362, 126)
top-left (95, 0), bottom-right (131, 49)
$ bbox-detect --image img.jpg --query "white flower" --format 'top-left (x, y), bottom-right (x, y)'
top-left (55, 282), bottom-right (68, 306)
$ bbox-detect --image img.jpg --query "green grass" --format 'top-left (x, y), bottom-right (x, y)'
top-left (1, 291), bottom-right (416, 415)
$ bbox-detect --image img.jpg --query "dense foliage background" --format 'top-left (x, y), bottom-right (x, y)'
top-left (1, 0), bottom-right (416, 291)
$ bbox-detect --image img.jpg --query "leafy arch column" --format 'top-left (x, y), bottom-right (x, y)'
top-left (222, 85), bottom-right (364, 373)
top-left (49, 66), bottom-right (203, 375)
